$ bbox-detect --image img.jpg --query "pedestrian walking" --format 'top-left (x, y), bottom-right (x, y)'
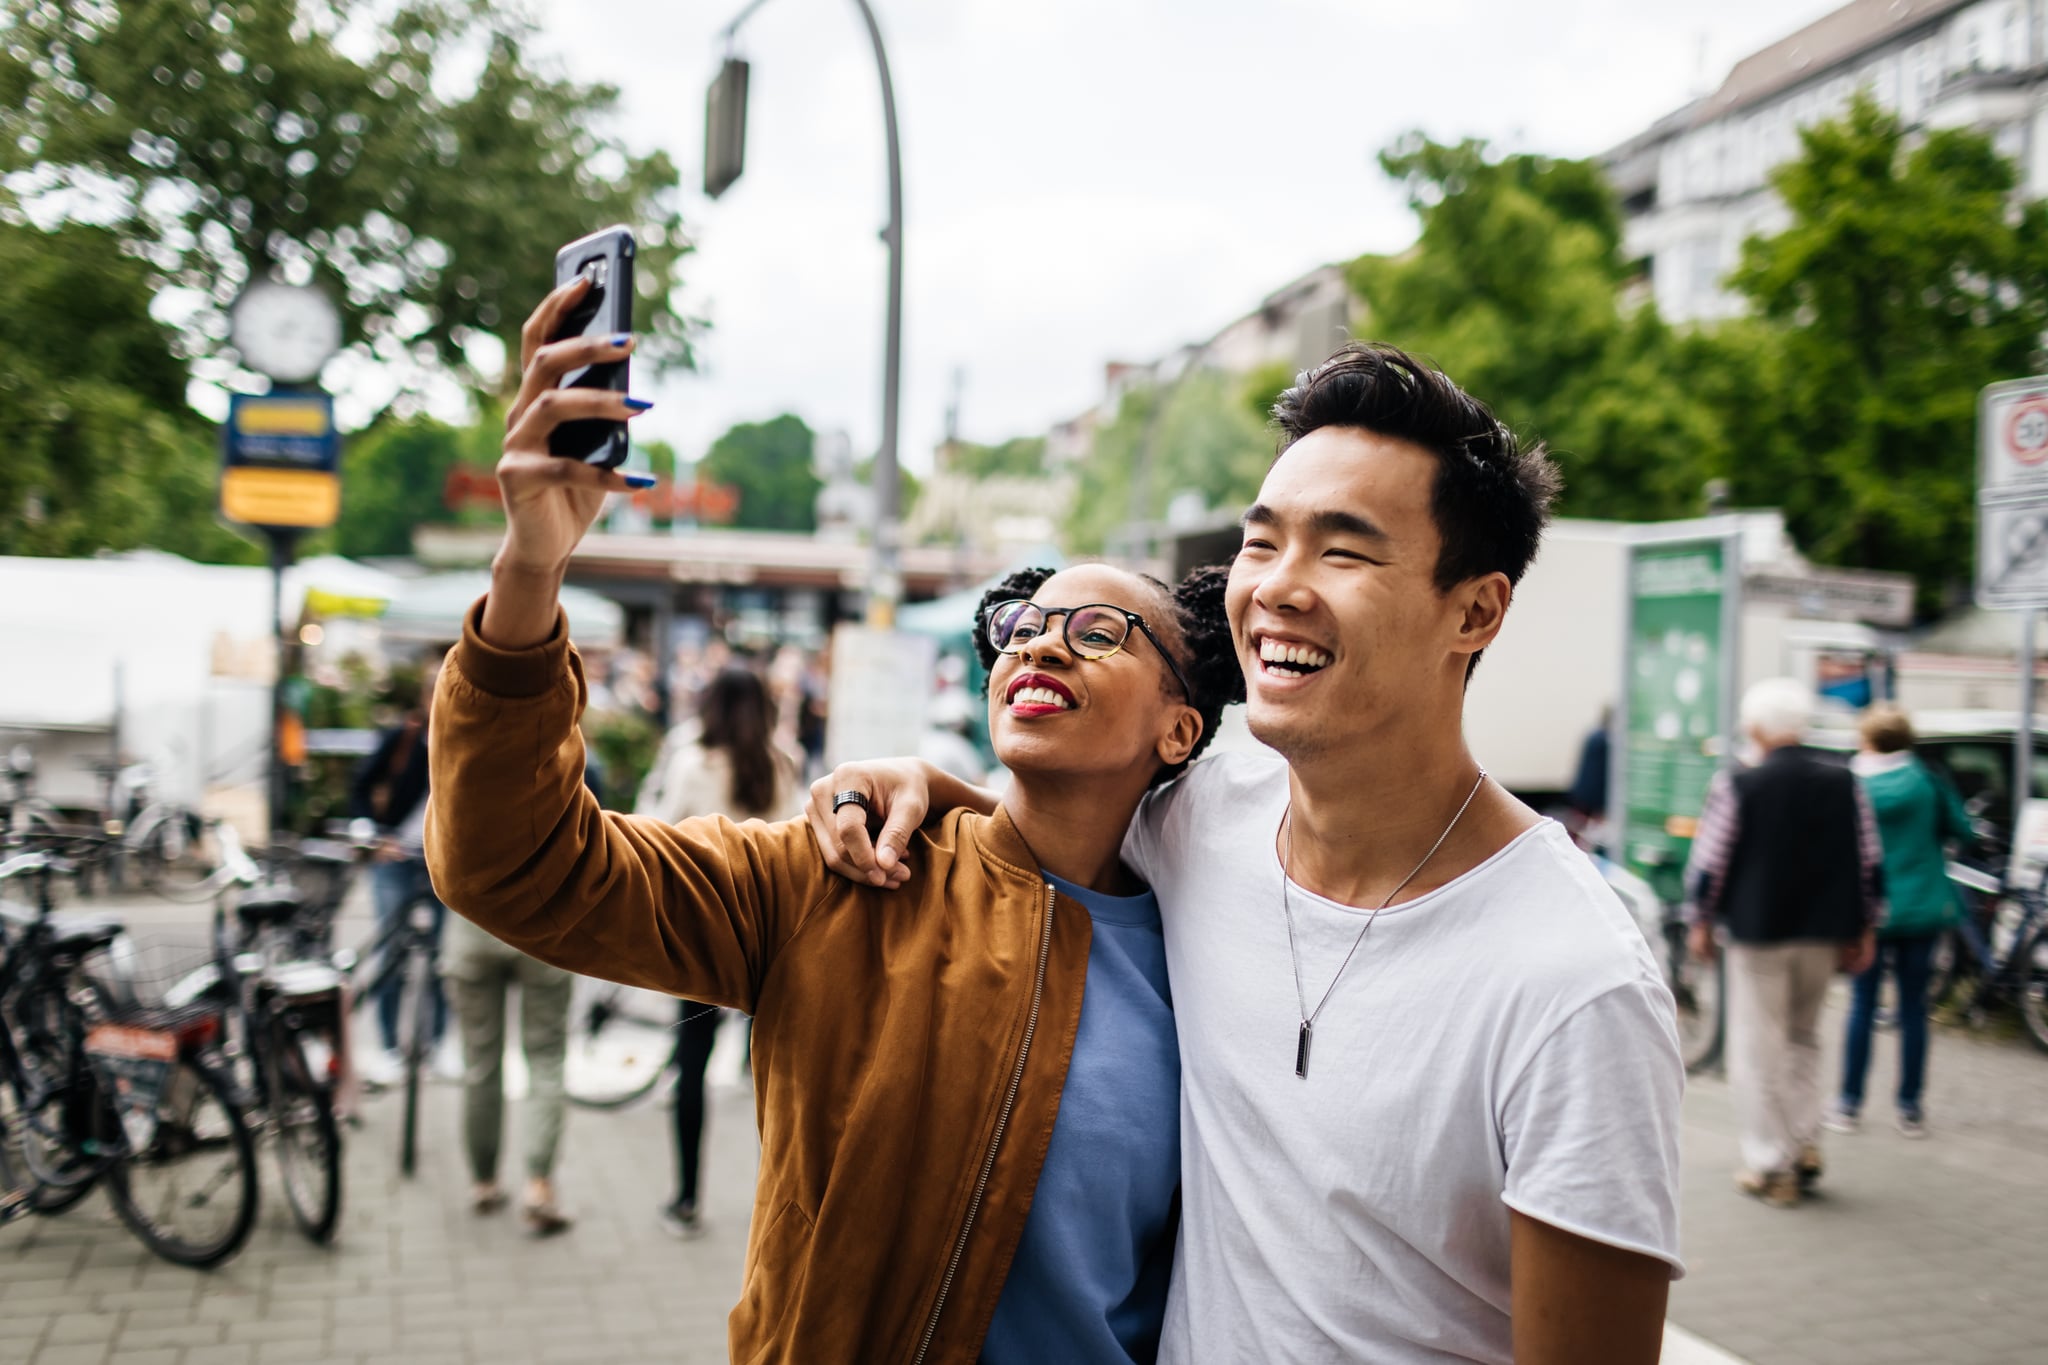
top-left (348, 654), bottom-right (454, 1087)
top-left (635, 664), bottom-right (803, 1240)
top-left (1686, 678), bottom-right (1884, 1207)
top-left (442, 915), bottom-right (576, 1235)
top-left (1826, 703), bottom-right (1973, 1140)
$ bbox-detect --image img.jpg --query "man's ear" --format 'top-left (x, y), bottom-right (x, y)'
top-left (1450, 573), bottom-right (1512, 663)
top-left (1156, 703), bottom-right (1203, 770)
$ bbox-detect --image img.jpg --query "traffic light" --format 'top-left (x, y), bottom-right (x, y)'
top-left (705, 58), bottom-right (750, 199)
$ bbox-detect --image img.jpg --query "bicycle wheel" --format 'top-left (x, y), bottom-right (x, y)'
top-left (396, 947), bottom-right (432, 1178)
top-left (1926, 927), bottom-right (1966, 1010)
top-left (2016, 923), bottom-right (2048, 1056)
top-left (1665, 926), bottom-right (1725, 1074)
top-left (133, 816), bottom-right (219, 903)
top-left (0, 1068), bottom-right (96, 1214)
top-left (105, 1055), bottom-right (259, 1268)
top-left (268, 1030), bottom-right (342, 1243)
top-left (565, 979), bottom-right (676, 1110)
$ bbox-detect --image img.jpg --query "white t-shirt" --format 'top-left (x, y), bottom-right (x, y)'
top-left (1125, 750), bottom-right (1684, 1365)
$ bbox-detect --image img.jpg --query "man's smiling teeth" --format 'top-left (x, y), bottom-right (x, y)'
top-left (1012, 686), bottom-right (1073, 709)
top-left (1258, 639), bottom-right (1332, 675)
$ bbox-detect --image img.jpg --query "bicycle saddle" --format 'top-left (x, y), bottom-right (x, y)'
top-left (45, 912), bottom-right (125, 959)
top-left (234, 888), bottom-right (305, 926)
top-left (291, 838), bottom-right (357, 866)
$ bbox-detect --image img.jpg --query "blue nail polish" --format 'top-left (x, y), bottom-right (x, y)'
top-left (623, 397), bottom-right (653, 412)
top-left (609, 333), bottom-right (631, 347)
top-left (624, 473), bottom-right (656, 489)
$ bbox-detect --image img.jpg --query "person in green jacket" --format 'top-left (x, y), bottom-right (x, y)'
top-left (1828, 704), bottom-right (1974, 1139)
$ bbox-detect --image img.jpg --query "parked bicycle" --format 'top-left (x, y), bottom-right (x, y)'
top-left (1937, 853), bottom-right (2048, 1053)
top-left (563, 977), bottom-right (689, 1110)
top-left (1587, 850), bottom-right (1725, 1074)
top-left (154, 825), bottom-right (348, 1243)
top-left (0, 846), bottom-right (259, 1267)
top-left (341, 863), bottom-right (443, 1178)
top-left (2, 745), bottom-right (64, 838)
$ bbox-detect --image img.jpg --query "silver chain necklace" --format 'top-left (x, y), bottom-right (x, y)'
top-left (1281, 769), bottom-right (1486, 1079)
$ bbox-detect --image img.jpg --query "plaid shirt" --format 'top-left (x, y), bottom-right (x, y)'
top-left (1682, 759), bottom-right (1885, 932)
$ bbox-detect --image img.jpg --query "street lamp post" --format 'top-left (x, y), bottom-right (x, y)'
top-left (711, 0), bottom-right (906, 626)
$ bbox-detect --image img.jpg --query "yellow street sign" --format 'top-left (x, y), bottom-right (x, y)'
top-left (221, 467), bottom-right (341, 529)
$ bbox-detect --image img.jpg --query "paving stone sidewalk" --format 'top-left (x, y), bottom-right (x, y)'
top-left (1669, 985), bottom-right (2048, 1365)
top-left (3, 890), bottom-right (762, 1365)
top-left (9, 891), bottom-right (2047, 1364)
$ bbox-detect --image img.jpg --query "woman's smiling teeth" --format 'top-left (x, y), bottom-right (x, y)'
top-left (1012, 686), bottom-right (1074, 710)
top-left (1258, 638), bottom-right (1332, 677)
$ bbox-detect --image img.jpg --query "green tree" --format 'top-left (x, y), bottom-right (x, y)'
top-left (1350, 135), bottom-right (1727, 523)
top-left (1065, 370), bottom-right (1274, 553)
top-left (700, 414), bottom-right (821, 532)
top-left (0, 0), bottom-right (694, 413)
top-left (949, 436), bottom-right (1047, 479)
top-left (1727, 93), bottom-right (2048, 599)
top-left (0, 219), bottom-right (255, 561)
top-left (330, 412), bottom-right (500, 557)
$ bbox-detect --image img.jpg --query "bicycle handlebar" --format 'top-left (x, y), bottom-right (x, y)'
top-left (213, 821), bottom-right (261, 887)
top-left (0, 851), bottom-right (53, 882)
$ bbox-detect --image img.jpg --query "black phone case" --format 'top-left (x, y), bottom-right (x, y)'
top-left (547, 225), bottom-right (636, 468)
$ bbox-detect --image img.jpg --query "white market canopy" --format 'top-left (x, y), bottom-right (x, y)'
top-left (0, 552), bottom-right (276, 731)
top-left (378, 572), bottom-right (624, 651)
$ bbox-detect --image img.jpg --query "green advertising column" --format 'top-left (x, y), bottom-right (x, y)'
top-left (1616, 534), bottom-right (1742, 905)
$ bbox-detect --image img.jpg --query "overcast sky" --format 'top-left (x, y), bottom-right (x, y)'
top-left (525, 0), bottom-right (1843, 474)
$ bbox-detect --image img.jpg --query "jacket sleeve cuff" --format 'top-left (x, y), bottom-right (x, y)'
top-left (452, 595), bottom-right (571, 699)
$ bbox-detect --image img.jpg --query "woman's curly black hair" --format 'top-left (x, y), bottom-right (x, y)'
top-left (972, 563), bottom-right (1244, 788)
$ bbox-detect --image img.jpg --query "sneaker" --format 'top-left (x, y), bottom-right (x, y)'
top-left (1795, 1142), bottom-right (1824, 1190)
top-left (356, 1048), bottom-right (405, 1090)
top-left (1734, 1169), bottom-right (1801, 1208)
top-left (523, 1200), bottom-right (574, 1238)
top-left (1821, 1108), bottom-right (1861, 1135)
top-left (659, 1201), bottom-right (706, 1241)
top-left (1897, 1111), bottom-right (1929, 1139)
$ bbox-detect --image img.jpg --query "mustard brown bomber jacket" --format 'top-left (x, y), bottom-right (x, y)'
top-left (425, 602), bottom-right (1094, 1365)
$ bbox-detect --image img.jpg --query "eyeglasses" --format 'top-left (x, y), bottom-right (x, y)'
top-left (985, 600), bottom-right (1191, 701)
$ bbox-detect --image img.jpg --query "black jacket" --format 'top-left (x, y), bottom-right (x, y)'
top-left (349, 719), bottom-right (430, 829)
top-left (1721, 745), bottom-right (1871, 944)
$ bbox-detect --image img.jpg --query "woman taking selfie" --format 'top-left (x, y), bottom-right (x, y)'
top-left (424, 275), bottom-right (1241, 1364)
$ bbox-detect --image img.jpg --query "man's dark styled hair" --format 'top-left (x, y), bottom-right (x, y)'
top-left (1271, 343), bottom-right (1558, 591)
top-left (974, 564), bottom-right (1244, 788)
top-left (1269, 342), bottom-right (1560, 678)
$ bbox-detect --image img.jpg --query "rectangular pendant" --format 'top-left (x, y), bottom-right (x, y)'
top-left (1295, 1021), bottom-right (1312, 1079)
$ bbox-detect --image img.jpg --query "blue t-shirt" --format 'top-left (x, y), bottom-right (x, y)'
top-left (981, 872), bottom-right (1181, 1365)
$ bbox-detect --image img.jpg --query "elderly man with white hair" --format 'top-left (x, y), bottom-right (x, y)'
top-left (1684, 677), bottom-right (1883, 1208)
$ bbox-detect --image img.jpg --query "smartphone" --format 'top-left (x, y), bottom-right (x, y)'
top-left (547, 225), bottom-right (636, 467)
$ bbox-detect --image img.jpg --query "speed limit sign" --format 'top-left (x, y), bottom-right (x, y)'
top-left (2008, 398), bottom-right (2048, 467)
top-left (1980, 376), bottom-right (2048, 609)
top-left (1983, 378), bottom-right (2048, 492)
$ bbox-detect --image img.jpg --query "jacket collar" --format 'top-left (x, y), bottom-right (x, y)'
top-left (968, 802), bottom-right (1045, 883)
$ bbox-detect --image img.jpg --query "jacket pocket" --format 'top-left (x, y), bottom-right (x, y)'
top-left (732, 1199), bottom-right (816, 1362)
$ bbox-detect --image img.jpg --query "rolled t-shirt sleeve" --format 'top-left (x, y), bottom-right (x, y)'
top-left (1498, 978), bottom-right (1686, 1278)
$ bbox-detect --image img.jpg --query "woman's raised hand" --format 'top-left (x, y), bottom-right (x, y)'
top-left (481, 277), bottom-right (654, 649)
top-left (496, 275), bottom-right (655, 570)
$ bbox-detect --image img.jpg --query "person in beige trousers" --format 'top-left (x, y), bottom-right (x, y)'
top-left (443, 918), bottom-right (574, 1233)
top-left (1685, 678), bottom-right (1882, 1208)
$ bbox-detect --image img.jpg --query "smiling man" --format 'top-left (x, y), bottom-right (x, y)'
top-left (813, 343), bottom-right (1685, 1364)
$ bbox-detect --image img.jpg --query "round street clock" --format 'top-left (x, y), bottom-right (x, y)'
top-left (229, 280), bottom-right (342, 384)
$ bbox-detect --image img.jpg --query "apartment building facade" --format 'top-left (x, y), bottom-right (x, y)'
top-left (1608, 0), bottom-right (2048, 322)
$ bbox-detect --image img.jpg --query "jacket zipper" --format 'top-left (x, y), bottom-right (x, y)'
top-left (912, 881), bottom-right (1056, 1365)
